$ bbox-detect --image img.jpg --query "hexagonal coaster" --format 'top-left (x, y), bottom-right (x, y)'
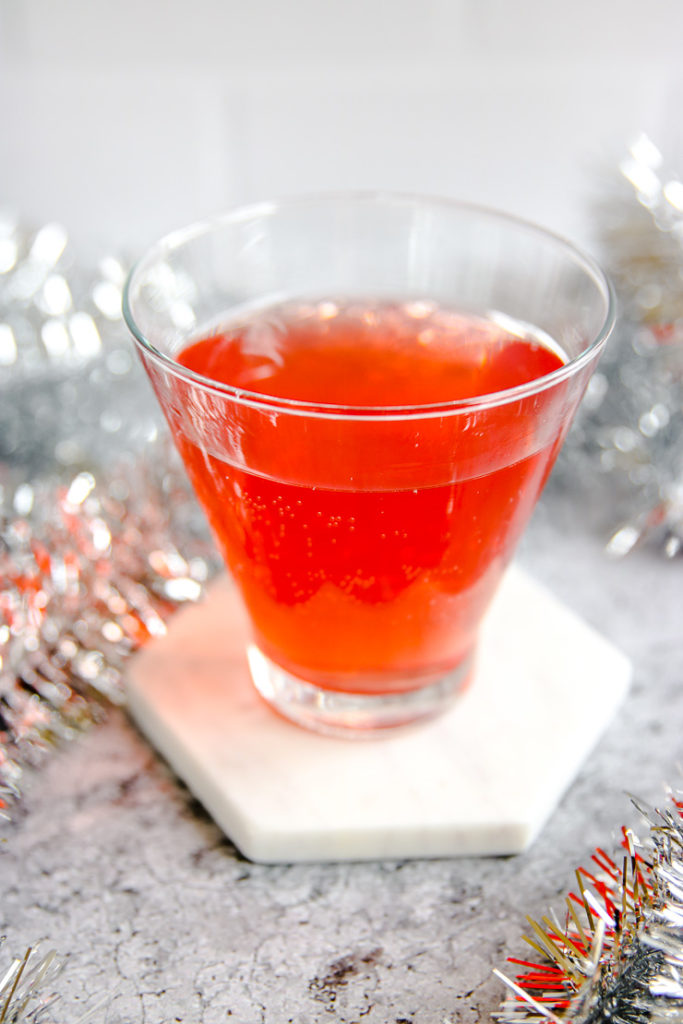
top-left (126, 566), bottom-right (630, 863)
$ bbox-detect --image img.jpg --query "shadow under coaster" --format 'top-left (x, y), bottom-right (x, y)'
top-left (126, 565), bottom-right (631, 863)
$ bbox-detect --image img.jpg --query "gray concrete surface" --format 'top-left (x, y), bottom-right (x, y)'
top-left (2, 497), bottom-right (682, 1023)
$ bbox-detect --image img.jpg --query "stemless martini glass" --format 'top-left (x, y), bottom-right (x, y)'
top-left (123, 194), bottom-right (614, 736)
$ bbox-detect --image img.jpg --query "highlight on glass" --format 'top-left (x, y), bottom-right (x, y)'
top-left (123, 194), bottom-right (615, 735)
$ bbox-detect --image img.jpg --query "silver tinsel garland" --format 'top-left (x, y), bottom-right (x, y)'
top-left (495, 791), bottom-right (683, 1024)
top-left (0, 942), bottom-right (63, 1023)
top-left (0, 215), bottom-right (219, 814)
top-left (0, 450), bottom-right (219, 810)
top-left (555, 134), bottom-right (683, 557)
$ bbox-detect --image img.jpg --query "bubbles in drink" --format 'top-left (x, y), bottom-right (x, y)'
top-left (170, 299), bottom-right (568, 692)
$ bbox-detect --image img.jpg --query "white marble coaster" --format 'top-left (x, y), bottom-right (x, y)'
top-left (126, 566), bottom-right (631, 863)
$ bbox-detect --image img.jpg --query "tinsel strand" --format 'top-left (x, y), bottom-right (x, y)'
top-left (556, 134), bottom-right (683, 556)
top-left (496, 791), bottom-right (683, 1024)
top-left (0, 943), bottom-right (61, 1024)
top-left (0, 450), bottom-right (220, 812)
top-left (0, 939), bottom-right (112, 1023)
top-left (0, 217), bottom-right (220, 812)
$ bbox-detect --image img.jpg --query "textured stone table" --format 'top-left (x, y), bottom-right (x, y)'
top-left (2, 494), bottom-right (682, 1024)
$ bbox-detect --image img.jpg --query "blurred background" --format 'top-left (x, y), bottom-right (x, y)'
top-left (2, 0), bottom-right (683, 255)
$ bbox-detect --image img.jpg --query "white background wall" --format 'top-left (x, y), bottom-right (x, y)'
top-left (2, 0), bottom-right (683, 257)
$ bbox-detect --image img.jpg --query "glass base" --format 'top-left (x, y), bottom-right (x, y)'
top-left (246, 644), bottom-right (473, 738)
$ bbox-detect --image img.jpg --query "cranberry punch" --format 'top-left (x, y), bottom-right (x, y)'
top-left (123, 195), bottom-right (614, 734)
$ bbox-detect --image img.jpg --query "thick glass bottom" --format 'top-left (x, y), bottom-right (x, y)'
top-left (246, 644), bottom-right (473, 737)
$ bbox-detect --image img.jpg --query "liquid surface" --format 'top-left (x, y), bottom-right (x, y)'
top-left (178, 301), bottom-right (564, 406)
top-left (170, 301), bottom-right (568, 693)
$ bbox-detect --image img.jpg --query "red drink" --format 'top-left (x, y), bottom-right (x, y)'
top-left (124, 195), bottom-right (613, 733)
top-left (169, 301), bottom-right (567, 695)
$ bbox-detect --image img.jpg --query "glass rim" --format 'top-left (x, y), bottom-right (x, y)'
top-left (122, 191), bottom-right (616, 422)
